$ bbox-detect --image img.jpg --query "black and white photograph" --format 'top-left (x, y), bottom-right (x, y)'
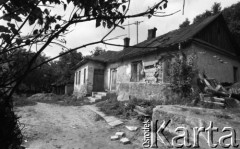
top-left (1, 0), bottom-right (240, 148)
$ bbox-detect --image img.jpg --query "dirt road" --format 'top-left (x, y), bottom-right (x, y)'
top-left (16, 102), bottom-right (141, 149)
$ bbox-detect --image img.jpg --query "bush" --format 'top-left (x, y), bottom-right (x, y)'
top-left (168, 52), bottom-right (197, 98)
top-left (13, 96), bottom-right (37, 107)
top-left (97, 94), bottom-right (163, 119)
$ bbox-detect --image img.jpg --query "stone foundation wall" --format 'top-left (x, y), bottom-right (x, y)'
top-left (117, 82), bottom-right (171, 101)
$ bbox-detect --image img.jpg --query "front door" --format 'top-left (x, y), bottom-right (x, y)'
top-left (93, 69), bottom-right (104, 92)
top-left (110, 69), bottom-right (117, 91)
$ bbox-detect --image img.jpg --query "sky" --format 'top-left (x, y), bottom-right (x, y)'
top-left (34, 0), bottom-right (240, 58)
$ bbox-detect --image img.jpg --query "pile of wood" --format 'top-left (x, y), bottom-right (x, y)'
top-left (197, 76), bottom-right (240, 108)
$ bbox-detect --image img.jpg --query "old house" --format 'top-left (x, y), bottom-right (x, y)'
top-left (73, 13), bottom-right (240, 100)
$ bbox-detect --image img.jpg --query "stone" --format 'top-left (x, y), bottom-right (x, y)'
top-left (117, 92), bottom-right (130, 101)
top-left (126, 126), bottom-right (138, 131)
top-left (120, 137), bottom-right (130, 144)
top-left (108, 120), bottom-right (124, 127)
top-left (115, 132), bottom-right (125, 137)
top-left (110, 135), bottom-right (119, 141)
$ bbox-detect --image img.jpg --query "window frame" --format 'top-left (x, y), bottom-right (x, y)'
top-left (131, 60), bottom-right (143, 82)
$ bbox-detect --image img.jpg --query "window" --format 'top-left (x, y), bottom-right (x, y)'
top-left (78, 71), bottom-right (81, 84)
top-left (84, 68), bottom-right (86, 83)
top-left (233, 66), bottom-right (238, 83)
top-left (131, 61), bottom-right (143, 82)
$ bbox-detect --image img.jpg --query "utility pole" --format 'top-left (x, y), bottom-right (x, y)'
top-left (123, 21), bottom-right (143, 44)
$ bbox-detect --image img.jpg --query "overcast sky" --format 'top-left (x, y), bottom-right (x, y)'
top-left (40, 0), bottom-right (239, 58)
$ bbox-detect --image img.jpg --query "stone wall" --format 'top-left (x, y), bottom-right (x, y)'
top-left (117, 82), bottom-right (171, 101)
top-left (104, 51), bottom-right (178, 101)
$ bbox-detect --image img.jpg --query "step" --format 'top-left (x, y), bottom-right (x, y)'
top-left (87, 97), bottom-right (101, 103)
top-left (92, 92), bottom-right (107, 96)
top-left (95, 94), bottom-right (105, 99)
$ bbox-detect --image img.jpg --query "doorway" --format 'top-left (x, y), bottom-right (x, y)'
top-left (110, 69), bottom-right (117, 91)
top-left (93, 69), bottom-right (104, 92)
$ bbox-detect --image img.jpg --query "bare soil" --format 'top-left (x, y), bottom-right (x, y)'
top-left (15, 102), bottom-right (142, 149)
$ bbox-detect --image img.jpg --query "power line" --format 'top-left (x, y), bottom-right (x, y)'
top-left (123, 21), bottom-right (143, 44)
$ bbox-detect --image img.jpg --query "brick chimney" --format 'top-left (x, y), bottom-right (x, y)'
top-left (124, 37), bottom-right (130, 48)
top-left (147, 27), bottom-right (157, 40)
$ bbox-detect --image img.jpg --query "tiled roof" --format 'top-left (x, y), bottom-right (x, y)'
top-left (115, 13), bottom-right (222, 60)
top-left (86, 51), bottom-right (119, 62)
top-left (77, 13), bottom-right (222, 67)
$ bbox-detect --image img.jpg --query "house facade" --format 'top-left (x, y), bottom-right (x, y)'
top-left (73, 13), bottom-right (240, 100)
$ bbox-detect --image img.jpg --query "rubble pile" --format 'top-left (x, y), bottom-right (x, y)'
top-left (197, 75), bottom-right (240, 108)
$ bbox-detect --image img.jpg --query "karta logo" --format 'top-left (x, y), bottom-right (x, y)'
top-left (142, 120), bottom-right (239, 148)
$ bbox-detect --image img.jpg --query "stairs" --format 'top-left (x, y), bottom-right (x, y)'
top-left (87, 92), bottom-right (107, 103)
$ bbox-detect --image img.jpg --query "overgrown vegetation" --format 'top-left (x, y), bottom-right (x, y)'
top-left (13, 95), bottom-right (37, 107)
top-left (168, 52), bottom-right (197, 98)
top-left (0, 0), bottom-right (172, 146)
top-left (97, 93), bottom-right (163, 119)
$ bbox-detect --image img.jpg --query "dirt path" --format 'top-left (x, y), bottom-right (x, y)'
top-left (16, 102), bottom-right (140, 149)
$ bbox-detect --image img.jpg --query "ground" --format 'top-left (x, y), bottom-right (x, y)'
top-left (15, 102), bottom-right (142, 149)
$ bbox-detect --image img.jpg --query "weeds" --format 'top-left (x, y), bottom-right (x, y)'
top-left (13, 96), bottom-right (37, 107)
top-left (214, 114), bottom-right (232, 119)
top-left (96, 93), bottom-right (163, 119)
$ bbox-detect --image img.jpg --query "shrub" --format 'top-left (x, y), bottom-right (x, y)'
top-left (168, 52), bottom-right (197, 98)
top-left (97, 94), bottom-right (163, 119)
top-left (13, 96), bottom-right (37, 107)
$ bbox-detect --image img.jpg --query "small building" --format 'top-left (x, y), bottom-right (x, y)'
top-left (73, 13), bottom-right (240, 100)
top-left (52, 80), bottom-right (74, 95)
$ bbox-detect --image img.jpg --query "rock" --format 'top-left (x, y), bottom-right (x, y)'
top-left (110, 135), bottom-right (119, 141)
top-left (117, 92), bottom-right (129, 101)
top-left (120, 137), bottom-right (130, 144)
top-left (126, 126), bottom-right (138, 131)
top-left (115, 132), bottom-right (125, 137)
top-left (108, 120), bottom-right (123, 127)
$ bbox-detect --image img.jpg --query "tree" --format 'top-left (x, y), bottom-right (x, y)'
top-left (179, 18), bottom-right (190, 29)
top-left (57, 50), bottom-right (83, 83)
top-left (212, 2), bottom-right (222, 14)
top-left (222, 2), bottom-right (240, 55)
top-left (193, 2), bottom-right (222, 24)
top-left (0, 0), bottom-right (175, 147)
top-left (193, 10), bottom-right (212, 24)
top-left (90, 46), bottom-right (105, 56)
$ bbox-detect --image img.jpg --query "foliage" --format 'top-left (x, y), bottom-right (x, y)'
top-left (186, 1), bottom-right (240, 55)
top-left (222, 2), bottom-right (240, 55)
top-left (0, 0), bottom-right (170, 147)
top-left (179, 18), bottom-right (190, 29)
top-left (193, 10), bottom-right (212, 24)
top-left (90, 46), bottom-right (105, 57)
top-left (13, 95), bottom-right (37, 107)
top-left (212, 2), bottom-right (222, 14)
top-left (168, 52), bottom-right (197, 98)
top-left (97, 93), bottom-right (163, 119)
top-left (96, 95), bottom-right (136, 119)
top-left (57, 50), bottom-right (83, 84)
top-left (193, 2), bottom-right (221, 24)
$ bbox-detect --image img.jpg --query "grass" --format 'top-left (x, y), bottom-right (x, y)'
top-left (96, 93), bottom-right (163, 119)
top-left (96, 93), bottom-right (137, 119)
top-left (214, 114), bottom-right (232, 119)
top-left (13, 96), bottom-right (37, 107)
top-left (32, 94), bottom-right (90, 106)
